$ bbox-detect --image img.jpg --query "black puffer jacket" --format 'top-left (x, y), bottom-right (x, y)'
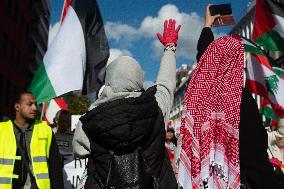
top-left (80, 86), bottom-right (177, 189)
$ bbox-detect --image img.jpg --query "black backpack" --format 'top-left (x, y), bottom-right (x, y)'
top-left (94, 145), bottom-right (160, 189)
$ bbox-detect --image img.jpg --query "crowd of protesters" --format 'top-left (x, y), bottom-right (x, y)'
top-left (1, 4), bottom-right (284, 189)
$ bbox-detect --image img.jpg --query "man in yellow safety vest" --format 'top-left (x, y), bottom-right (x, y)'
top-left (0, 92), bottom-right (64, 189)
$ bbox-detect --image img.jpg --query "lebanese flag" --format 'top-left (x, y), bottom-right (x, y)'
top-left (28, 0), bottom-right (109, 104)
top-left (44, 98), bottom-right (68, 124)
top-left (245, 53), bottom-right (284, 123)
top-left (260, 98), bottom-right (280, 127)
top-left (238, 35), bottom-right (284, 125)
top-left (272, 66), bottom-right (284, 79)
top-left (253, 0), bottom-right (284, 51)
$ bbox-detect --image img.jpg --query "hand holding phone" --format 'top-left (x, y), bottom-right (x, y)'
top-left (209, 4), bottom-right (235, 27)
top-left (204, 4), bottom-right (221, 28)
top-left (209, 4), bottom-right (232, 16)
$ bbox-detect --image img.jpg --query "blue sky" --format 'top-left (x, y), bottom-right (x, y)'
top-left (49, 0), bottom-right (252, 81)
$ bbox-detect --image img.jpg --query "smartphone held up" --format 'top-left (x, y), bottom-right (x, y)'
top-left (209, 3), bottom-right (235, 27)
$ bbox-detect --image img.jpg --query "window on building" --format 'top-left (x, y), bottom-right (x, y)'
top-left (7, 0), bottom-right (13, 15)
top-left (7, 41), bottom-right (12, 60)
top-left (22, 58), bottom-right (26, 72)
top-left (13, 87), bottom-right (17, 106)
top-left (14, 48), bottom-right (19, 69)
top-left (16, 49), bottom-right (21, 70)
top-left (26, 28), bottom-right (30, 44)
top-left (19, 16), bottom-right (26, 39)
top-left (5, 81), bottom-right (11, 106)
top-left (0, 34), bottom-right (2, 57)
top-left (18, 14), bottom-right (22, 26)
top-left (14, 4), bottom-right (19, 23)
top-left (22, 24), bottom-right (26, 40)
top-left (2, 33), bottom-right (8, 58)
top-left (29, 0), bottom-right (33, 9)
top-left (11, 43), bottom-right (15, 63)
top-left (22, 58), bottom-right (28, 75)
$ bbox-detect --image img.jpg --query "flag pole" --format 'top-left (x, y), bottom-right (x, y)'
top-left (60, 0), bottom-right (72, 24)
top-left (40, 102), bottom-right (46, 121)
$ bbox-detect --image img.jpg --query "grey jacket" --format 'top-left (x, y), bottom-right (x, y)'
top-left (73, 50), bottom-right (176, 158)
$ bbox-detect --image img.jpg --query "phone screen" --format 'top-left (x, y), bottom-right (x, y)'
top-left (209, 4), bottom-right (232, 16)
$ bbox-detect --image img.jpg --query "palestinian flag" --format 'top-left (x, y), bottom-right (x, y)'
top-left (28, 0), bottom-right (109, 104)
top-left (44, 98), bottom-right (68, 125)
top-left (238, 35), bottom-right (265, 55)
top-left (252, 0), bottom-right (284, 51)
top-left (245, 53), bottom-right (284, 122)
top-left (61, 0), bottom-right (72, 22)
top-left (232, 34), bottom-right (264, 54)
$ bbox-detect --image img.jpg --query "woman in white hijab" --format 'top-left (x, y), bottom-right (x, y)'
top-left (73, 19), bottom-right (181, 189)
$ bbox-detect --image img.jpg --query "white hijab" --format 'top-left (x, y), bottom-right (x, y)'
top-left (89, 56), bottom-right (144, 110)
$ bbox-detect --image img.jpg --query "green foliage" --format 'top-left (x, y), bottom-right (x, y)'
top-left (65, 92), bottom-right (90, 115)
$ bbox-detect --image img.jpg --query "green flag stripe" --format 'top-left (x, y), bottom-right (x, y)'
top-left (28, 63), bottom-right (56, 104)
top-left (272, 67), bottom-right (284, 78)
top-left (244, 44), bottom-right (265, 55)
top-left (260, 105), bottom-right (279, 122)
top-left (255, 30), bottom-right (284, 51)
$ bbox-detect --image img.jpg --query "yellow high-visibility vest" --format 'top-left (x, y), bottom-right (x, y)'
top-left (0, 120), bottom-right (52, 189)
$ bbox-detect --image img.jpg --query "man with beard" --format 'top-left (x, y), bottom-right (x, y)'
top-left (0, 92), bottom-right (64, 189)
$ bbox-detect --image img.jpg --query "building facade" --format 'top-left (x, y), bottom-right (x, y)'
top-left (0, 0), bottom-right (50, 120)
top-left (170, 64), bottom-right (195, 130)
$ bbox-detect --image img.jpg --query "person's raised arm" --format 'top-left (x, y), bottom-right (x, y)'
top-left (196, 4), bottom-right (220, 62)
top-left (155, 19), bottom-right (181, 124)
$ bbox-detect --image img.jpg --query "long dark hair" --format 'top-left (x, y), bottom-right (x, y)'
top-left (166, 129), bottom-right (177, 146)
top-left (57, 110), bottom-right (71, 133)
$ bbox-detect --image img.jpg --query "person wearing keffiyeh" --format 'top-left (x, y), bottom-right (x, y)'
top-left (178, 4), bottom-right (277, 189)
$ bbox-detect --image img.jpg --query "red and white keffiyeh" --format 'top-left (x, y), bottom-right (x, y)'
top-left (178, 36), bottom-right (244, 189)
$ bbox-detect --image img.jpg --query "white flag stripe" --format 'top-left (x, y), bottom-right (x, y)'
top-left (242, 39), bottom-right (254, 46)
top-left (45, 99), bottom-right (62, 124)
top-left (246, 54), bottom-right (284, 106)
top-left (274, 14), bottom-right (284, 38)
top-left (44, 6), bottom-right (86, 96)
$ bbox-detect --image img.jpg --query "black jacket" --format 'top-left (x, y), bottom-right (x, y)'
top-left (197, 27), bottom-right (278, 189)
top-left (80, 86), bottom-right (177, 189)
